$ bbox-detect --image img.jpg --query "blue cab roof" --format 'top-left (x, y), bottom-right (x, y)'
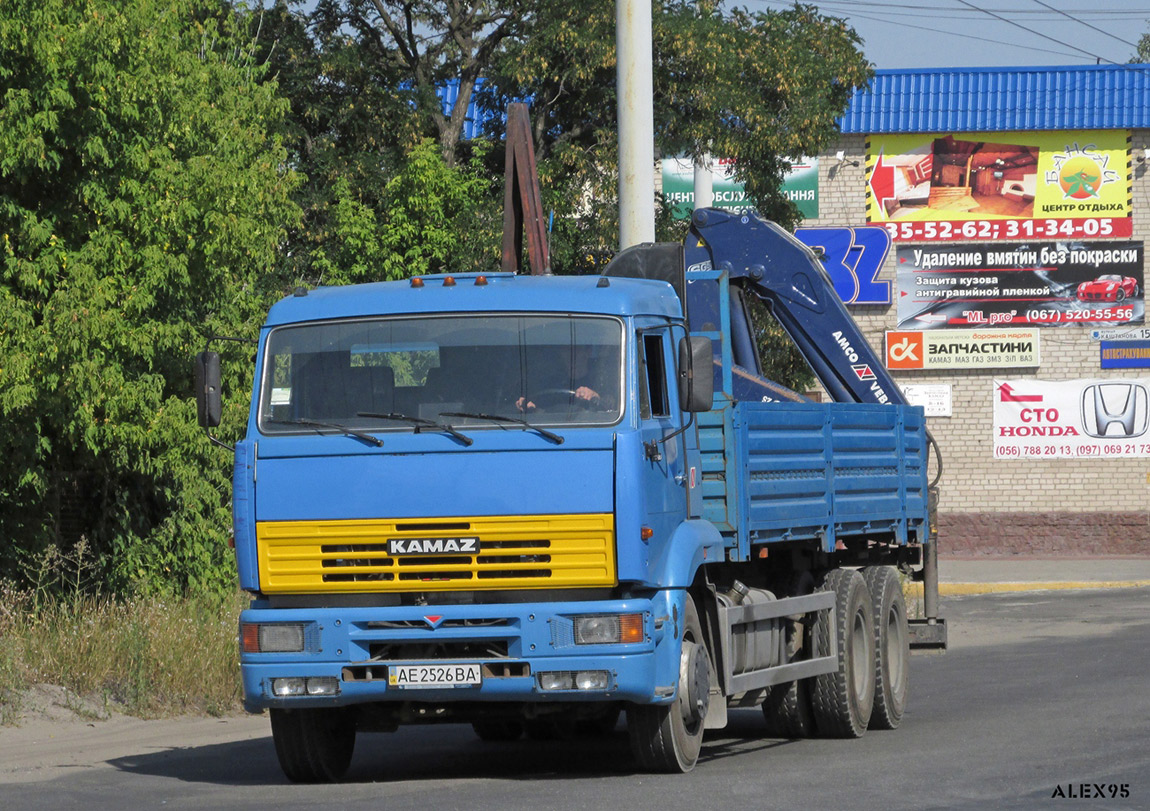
top-left (264, 272), bottom-right (683, 327)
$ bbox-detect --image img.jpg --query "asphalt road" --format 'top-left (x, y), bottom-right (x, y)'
top-left (2, 587), bottom-right (1147, 811)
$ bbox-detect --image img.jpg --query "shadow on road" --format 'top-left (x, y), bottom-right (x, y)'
top-left (108, 709), bottom-right (799, 786)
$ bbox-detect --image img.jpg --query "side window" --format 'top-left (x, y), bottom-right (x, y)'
top-left (643, 333), bottom-right (670, 418)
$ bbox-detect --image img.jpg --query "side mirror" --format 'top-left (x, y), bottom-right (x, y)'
top-left (678, 335), bottom-right (714, 413)
top-left (194, 351), bottom-right (222, 428)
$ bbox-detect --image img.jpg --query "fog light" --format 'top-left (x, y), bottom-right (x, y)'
top-left (538, 671), bottom-right (575, 691)
top-left (575, 670), bottom-right (609, 690)
top-left (306, 677), bottom-right (340, 696)
top-left (271, 677), bottom-right (306, 697)
top-left (573, 613), bottom-right (643, 645)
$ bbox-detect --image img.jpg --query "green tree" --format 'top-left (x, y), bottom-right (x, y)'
top-left (310, 138), bottom-right (500, 284)
top-left (0, 0), bottom-right (300, 593)
top-left (255, 1), bottom-right (501, 285)
top-left (1131, 32), bottom-right (1150, 63)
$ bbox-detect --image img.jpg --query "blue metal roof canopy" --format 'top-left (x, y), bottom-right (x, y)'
top-left (840, 64), bottom-right (1150, 134)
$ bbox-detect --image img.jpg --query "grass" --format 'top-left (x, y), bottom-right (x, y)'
top-left (0, 578), bottom-right (247, 724)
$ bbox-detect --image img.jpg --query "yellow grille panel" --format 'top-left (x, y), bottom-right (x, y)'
top-left (257, 514), bottom-right (616, 594)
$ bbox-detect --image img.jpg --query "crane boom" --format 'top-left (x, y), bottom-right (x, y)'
top-left (683, 208), bottom-right (907, 406)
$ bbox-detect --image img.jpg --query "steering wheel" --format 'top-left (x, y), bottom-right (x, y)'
top-left (528, 388), bottom-right (591, 409)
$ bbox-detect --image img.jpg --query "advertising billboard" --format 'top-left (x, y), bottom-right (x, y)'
top-left (661, 157), bottom-right (818, 220)
top-left (1100, 341), bottom-right (1150, 369)
top-left (867, 131), bottom-right (1131, 242)
top-left (794, 226), bottom-right (891, 304)
top-left (994, 378), bottom-right (1150, 459)
top-left (886, 328), bottom-right (1040, 369)
top-left (896, 241), bottom-right (1144, 329)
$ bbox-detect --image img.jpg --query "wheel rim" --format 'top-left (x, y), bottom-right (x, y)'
top-left (885, 604), bottom-right (907, 697)
top-left (679, 640), bottom-right (709, 729)
top-left (850, 608), bottom-right (869, 696)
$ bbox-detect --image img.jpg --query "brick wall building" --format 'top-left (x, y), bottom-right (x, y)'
top-left (806, 66), bottom-right (1150, 555)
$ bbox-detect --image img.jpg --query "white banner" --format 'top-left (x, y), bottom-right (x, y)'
top-left (993, 378), bottom-right (1150, 459)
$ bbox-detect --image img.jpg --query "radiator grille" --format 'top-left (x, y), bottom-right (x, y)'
top-left (256, 514), bottom-right (615, 593)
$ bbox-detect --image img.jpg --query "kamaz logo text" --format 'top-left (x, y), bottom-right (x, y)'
top-left (387, 537), bottom-right (480, 556)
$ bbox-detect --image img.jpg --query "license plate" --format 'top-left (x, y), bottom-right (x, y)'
top-left (388, 663), bottom-right (482, 688)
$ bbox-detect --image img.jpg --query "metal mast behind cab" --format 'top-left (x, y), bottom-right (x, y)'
top-left (617, 0), bottom-right (655, 249)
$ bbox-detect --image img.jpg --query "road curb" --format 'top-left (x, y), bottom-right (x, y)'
top-left (907, 580), bottom-right (1150, 597)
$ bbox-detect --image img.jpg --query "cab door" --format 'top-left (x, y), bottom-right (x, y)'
top-left (638, 328), bottom-right (689, 532)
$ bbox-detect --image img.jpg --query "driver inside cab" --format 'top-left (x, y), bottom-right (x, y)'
top-left (517, 344), bottom-right (616, 413)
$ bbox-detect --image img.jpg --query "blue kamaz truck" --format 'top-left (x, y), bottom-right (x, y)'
top-left (196, 209), bottom-right (945, 781)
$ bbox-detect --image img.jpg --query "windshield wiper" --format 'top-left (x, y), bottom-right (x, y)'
top-left (266, 418), bottom-right (383, 447)
top-left (439, 412), bottom-right (564, 445)
top-left (357, 411), bottom-right (473, 447)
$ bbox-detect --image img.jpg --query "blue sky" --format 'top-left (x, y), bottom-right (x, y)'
top-left (749, 0), bottom-right (1149, 69)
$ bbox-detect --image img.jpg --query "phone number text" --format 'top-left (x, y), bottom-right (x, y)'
top-left (994, 442), bottom-right (1150, 459)
top-left (882, 217), bottom-right (1133, 243)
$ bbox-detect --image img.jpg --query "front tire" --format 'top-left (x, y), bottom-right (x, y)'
top-left (270, 706), bottom-right (356, 783)
top-left (810, 569), bottom-right (875, 738)
top-left (628, 595), bottom-right (709, 772)
top-left (861, 566), bottom-right (910, 730)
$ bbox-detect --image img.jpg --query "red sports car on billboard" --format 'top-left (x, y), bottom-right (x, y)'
top-left (1076, 274), bottom-right (1139, 302)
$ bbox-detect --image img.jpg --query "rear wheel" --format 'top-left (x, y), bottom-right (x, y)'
top-left (761, 571), bottom-right (816, 738)
top-left (270, 707), bottom-right (356, 783)
top-left (810, 568), bottom-right (875, 738)
top-left (862, 566), bottom-right (910, 730)
top-left (628, 595), bottom-right (710, 772)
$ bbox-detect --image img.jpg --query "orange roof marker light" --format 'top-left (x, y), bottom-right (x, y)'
top-left (410, 277), bottom-right (424, 288)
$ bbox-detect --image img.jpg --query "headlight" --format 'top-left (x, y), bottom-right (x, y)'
top-left (572, 613), bottom-right (644, 644)
top-left (242, 622), bottom-right (306, 653)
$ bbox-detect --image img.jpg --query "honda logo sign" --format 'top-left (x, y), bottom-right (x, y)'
top-left (1081, 383), bottom-right (1148, 438)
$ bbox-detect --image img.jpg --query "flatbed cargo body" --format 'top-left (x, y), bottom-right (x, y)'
top-left (699, 399), bottom-right (929, 556)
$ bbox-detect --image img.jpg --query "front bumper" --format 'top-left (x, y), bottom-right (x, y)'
top-left (239, 592), bottom-right (685, 713)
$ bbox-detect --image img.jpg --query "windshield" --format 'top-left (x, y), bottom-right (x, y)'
top-left (258, 314), bottom-right (623, 434)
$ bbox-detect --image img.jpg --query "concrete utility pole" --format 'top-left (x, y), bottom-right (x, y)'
top-left (616, 0), bottom-right (655, 249)
top-left (693, 153), bottom-right (714, 211)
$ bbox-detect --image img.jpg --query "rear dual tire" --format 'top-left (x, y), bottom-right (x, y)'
top-left (861, 565), bottom-right (910, 730)
top-left (810, 568), bottom-right (876, 738)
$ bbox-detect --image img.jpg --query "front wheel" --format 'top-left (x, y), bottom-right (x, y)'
top-left (270, 707), bottom-right (356, 783)
top-left (628, 595), bottom-right (710, 772)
